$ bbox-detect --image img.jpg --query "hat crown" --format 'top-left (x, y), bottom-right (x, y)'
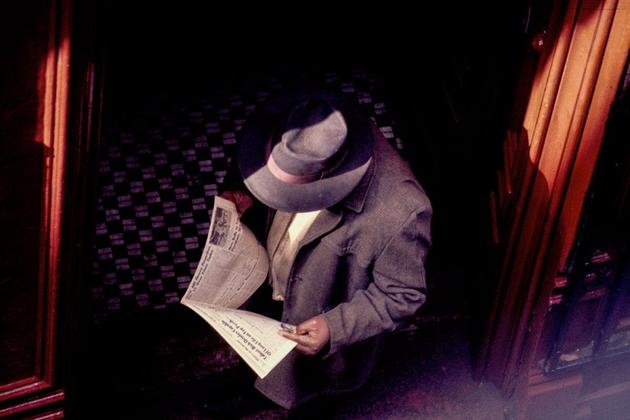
top-left (238, 87), bottom-right (374, 212)
top-left (273, 98), bottom-right (348, 177)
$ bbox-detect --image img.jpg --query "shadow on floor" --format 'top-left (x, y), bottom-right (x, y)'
top-left (79, 305), bottom-right (511, 419)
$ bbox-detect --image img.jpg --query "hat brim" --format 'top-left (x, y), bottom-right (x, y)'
top-left (238, 88), bottom-right (374, 212)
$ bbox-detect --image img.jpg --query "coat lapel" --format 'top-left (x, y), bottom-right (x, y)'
top-left (299, 208), bottom-right (344, 249)
top-left (296, 154), bottom-right (376, 250)
top-left (266, 210), bottom-right (293, 257)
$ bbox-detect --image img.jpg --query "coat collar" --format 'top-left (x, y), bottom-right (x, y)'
top-left (299, 155), bottom-right (375, 247)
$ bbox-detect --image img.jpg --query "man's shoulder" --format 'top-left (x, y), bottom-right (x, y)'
top-left (368, 138), bottom-right (431, 215)
top-left (364, 177), bottom-right (430, 224)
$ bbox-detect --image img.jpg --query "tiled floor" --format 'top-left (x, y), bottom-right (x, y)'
top-left (82, 305), bottom-right (511, 419)
top-left (92, 69), bottom-right (407, 322)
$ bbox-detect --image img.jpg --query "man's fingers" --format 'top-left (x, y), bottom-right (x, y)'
top-left (280, 331), bottom-right (315, 346)
top-left (280, 316), bottom-right (330, 356)
top-left (296, 317), bottom-right (322, 334)
top-left (296, 322), bottom-right (315, 335)
top-left (295, 344), bottom-right (316, 355)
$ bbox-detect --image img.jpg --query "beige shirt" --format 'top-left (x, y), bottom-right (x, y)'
top-left (266, 210), bottom-right (321, 301)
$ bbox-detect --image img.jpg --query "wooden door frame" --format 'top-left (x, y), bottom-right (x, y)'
top-left (0, 0), bottom-right (105, 417)
top-left (480, 0), bottom-right (630, 398)
top-left (0, 0), bottom-right (71, 416)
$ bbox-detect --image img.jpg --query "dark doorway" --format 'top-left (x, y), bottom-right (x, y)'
top-left (82, 2), bottom-right (533, 417)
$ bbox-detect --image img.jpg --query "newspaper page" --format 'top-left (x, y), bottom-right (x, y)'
top-left (181, 196), bottom-right (296, 378)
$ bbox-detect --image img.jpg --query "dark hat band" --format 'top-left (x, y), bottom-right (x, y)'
top-left (267, 153), bottom-right (317, 184)
top-left (266, 145), bottom-right (350, 185)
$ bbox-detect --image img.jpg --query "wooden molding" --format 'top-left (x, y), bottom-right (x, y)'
top-left (0, 379), bottom-right (53, 404)
top-left (480, 0), bottom-right (630, 396)
top-left (0, 0), bottom-right (71, 410)
top-left (517, 0), bottom-right (630, 399)
top-left (41, 0), bottom-right (72, 385)
top-left (0, 390), bottom-right (64, 418)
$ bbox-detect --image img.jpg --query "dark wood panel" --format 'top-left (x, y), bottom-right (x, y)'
top-left (0, 157), bottom-right (43, 385)
top-left (0, 0), bottom-right (50, 389)
top-left (481, 0), bottom-right (630, 400)
top-left (0, 0), bottom-right (72, 414)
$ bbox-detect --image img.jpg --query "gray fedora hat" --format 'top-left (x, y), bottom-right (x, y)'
top-left (238, 88), bottom-right (374, 212)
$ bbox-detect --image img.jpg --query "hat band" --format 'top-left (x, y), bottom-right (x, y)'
top-left (267, 145), bottom-right (351, 185)
top-left (267, 154), bottom-right (319, 185)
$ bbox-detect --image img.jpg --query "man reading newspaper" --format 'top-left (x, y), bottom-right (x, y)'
top-left (208, 87), bottom-right (432, 416)
top-left (181, 195), bottom-right (298, 379)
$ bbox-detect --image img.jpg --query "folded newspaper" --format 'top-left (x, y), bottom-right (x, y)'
top-left (181, 196), bottom-right (297, 378)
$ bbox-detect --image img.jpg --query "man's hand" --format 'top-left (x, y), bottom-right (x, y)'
top-left (279, 315), bottom-right (330, 356)
top-left (220, 190), bottom-right (253, 215)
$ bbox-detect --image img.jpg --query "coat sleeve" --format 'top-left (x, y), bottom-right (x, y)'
top-left (322, 203), bottom-right (432, 355)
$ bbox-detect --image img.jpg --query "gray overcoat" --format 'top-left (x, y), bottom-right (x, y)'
top-left (254, 129), bottom-right (432, 409)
